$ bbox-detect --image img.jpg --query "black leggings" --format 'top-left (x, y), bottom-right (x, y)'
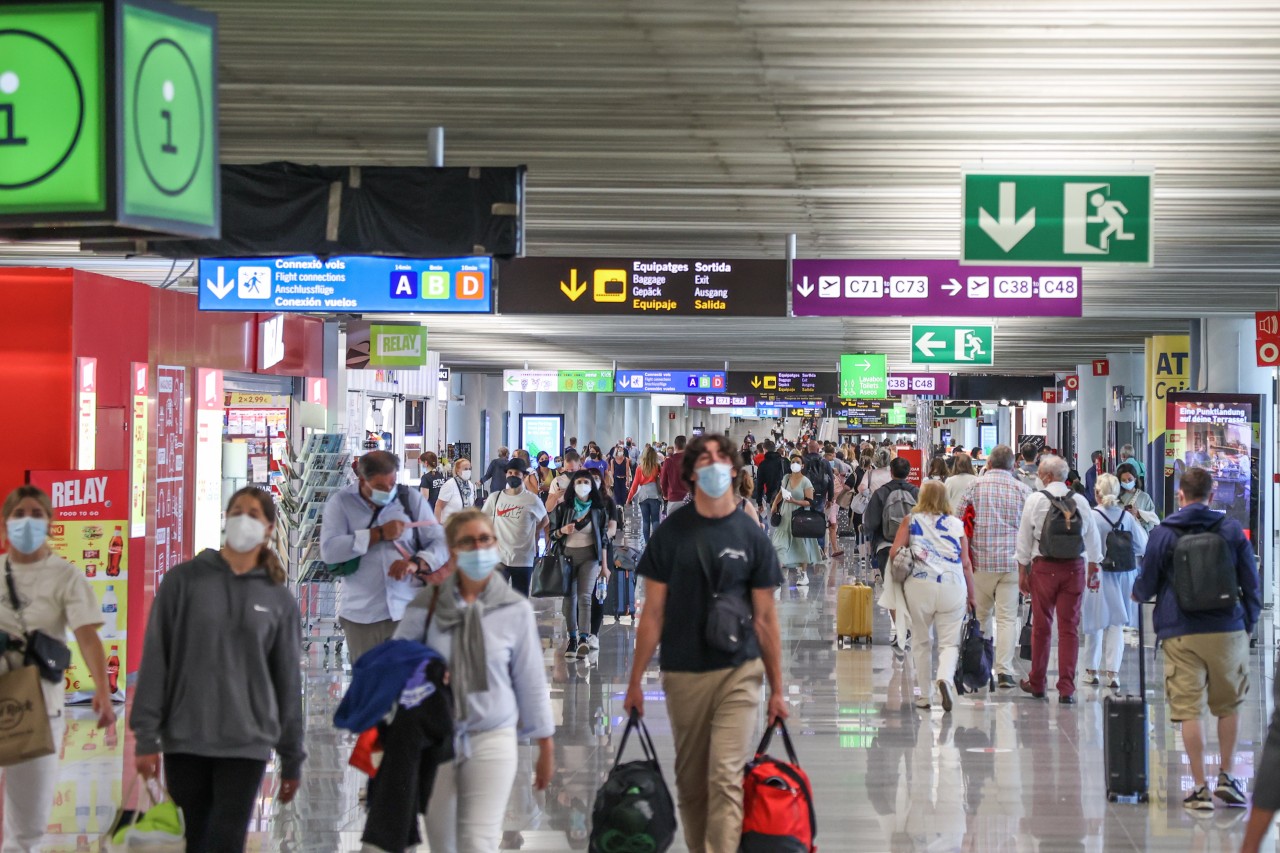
top-left (164, 753), bottom-right (267, 853)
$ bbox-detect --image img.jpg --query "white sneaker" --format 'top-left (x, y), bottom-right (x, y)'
top-left (587, 634), bottom-right (600, 650)
top-left (796, 572), bottom-right (810, 586)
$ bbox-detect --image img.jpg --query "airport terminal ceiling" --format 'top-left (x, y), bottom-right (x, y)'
top-left (2, 0), bottom-right (1278, 372)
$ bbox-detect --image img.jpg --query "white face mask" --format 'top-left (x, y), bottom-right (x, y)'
top-left (790, 462), bottom-right (803, 473)
top-left (574, 483), bottom-right (593, 498)
top-left (225, 515), bottom-right (268, 553)
top-left (459, 469), bottom-right (473, 481)
top-left (1120, 480), bottom-right (1136, 491)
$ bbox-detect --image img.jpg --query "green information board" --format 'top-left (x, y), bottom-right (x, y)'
top-left (557, 370), bottom-right (615, 393)
top-left (0, 4), bottom-right (106, 213)
top-left (120, 0), bottom-right (218, 233)
top-left (839, 354), bottom-right (887, 399)
top-left (0, 0), bottom-right (218, 238)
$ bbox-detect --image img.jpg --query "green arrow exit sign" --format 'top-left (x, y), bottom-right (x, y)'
top-left (962, 172), bottom-right (1152, 265)
top-left (911, 324), bottom-right (994, 366)
top-left (839, 354), bottom-right (887, 399)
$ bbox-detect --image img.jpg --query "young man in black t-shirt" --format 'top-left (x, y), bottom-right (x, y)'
top-left (625, 434), bottom-right (786, 853)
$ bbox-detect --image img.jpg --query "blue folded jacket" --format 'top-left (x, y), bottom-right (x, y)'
top-left (334, 639), bottom-right (445, 733)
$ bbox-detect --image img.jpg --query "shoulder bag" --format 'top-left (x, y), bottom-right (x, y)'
top-left (0, 561), bottom-right (56, 767)
top-left (531, 507), bottom-right (573, 598)
top-left (4, 559), bottom-right (71, 682)
top-left (327, 501), bottom-right (387, 578)
top-left (696, 537), bottom-right (756, 655)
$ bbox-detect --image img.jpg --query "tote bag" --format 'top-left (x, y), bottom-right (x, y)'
top-left (0, 664), bottom-right (54, 766)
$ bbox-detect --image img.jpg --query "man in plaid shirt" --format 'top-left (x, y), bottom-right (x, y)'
top-left (958, 444), bottom-right (1032, 688)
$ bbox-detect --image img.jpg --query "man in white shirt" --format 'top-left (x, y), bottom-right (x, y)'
top-left (320, 451), bottom-right (449, 661)
top-left (1014, 455), bottom-right (1102, 704)
top-left (483, 457), bottom-right (548, 596)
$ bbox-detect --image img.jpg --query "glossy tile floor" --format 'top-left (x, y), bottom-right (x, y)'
top-left (26, 552), bottom-right (1280, 851)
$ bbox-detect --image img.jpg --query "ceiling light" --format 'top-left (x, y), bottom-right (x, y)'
top-left (999, 398), bottom-right (1010, 406)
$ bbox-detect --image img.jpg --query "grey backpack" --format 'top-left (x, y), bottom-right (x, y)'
top-left (881, 488), bottom-right (916, 541)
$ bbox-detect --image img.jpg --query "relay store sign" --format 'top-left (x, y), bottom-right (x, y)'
top-left (615, 370), bottom-right (726, 393)
top-left (198, 255), bottom-right (493, 313)
top-left (0, 0), bottom-right (219, 238)
top-left (497, 257), bottom-right (787, 317)
top-left (963, 172), bottom-right (1153, 265)
top-left (792, 260), bottom-right (1082, 318)
top-left (369, 325), bottom-right (427, 368)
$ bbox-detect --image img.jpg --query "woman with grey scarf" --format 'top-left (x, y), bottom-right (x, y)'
top-left (391, 509), bottom-right (555, 853)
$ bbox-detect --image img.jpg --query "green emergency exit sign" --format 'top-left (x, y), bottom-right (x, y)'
top-left (963, 172), bottom-right (1152, 265)
top-left (0, 0), bottom-right (219, 238)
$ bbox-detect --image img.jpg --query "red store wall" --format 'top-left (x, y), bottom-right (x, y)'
top-left (0, 269), bottom-right (324, 674)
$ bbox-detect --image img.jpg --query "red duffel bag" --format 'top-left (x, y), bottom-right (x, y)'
top-left (740, 718), bottom-right (817, 852)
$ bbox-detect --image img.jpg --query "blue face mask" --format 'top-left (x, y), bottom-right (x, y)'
top-left (369, 488), bottom-right (394, 506)
top-left (1120, 480), bottom-right (1136, 491)
top-left (695, 462), bottom-right (734, 499)
top-left (6, 517), bottom-right (48, 554)
top-left (456, 547), bottom-right (500, 581)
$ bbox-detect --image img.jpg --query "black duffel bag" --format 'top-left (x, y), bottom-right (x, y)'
top-left (790, 508), bottom-right (827, 539)
top-left (590, 710), bottom-right (677, 853)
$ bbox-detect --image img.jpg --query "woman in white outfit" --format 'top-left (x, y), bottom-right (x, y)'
top-left (944, 452), bottom-right (978, 511)
top-left (393, 509), bottom-right (554, 853)
top-left (436, 458), bottom-right (477, 524)
top-left (888, 481), bottom-right (976, 712)
top-left (0, 486), bottom-right (115, 853)
top-left (1081, 473), bottom-right (1147, 689)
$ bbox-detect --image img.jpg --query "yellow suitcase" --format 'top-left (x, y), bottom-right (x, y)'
top-left (837, 582), bottom-right (874, 648)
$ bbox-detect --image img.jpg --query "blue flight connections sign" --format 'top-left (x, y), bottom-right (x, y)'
top-left (197, 255), bottom-right (493, 313)
top-left (615, 370), bottom-right (727, 393)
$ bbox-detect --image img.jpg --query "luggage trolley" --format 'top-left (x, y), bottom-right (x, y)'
top-left (296, 561), bottom-right (344, 667)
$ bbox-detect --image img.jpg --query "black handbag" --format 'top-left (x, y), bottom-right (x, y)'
top-left (696, 538), bottom-right (755, 655)
top-left (4, 560), bottom-right (71, 684)
top-left (531, 544), bottom-right (572, 598)
top-left (1018, 602), bottom-right (1033, 661)
top-left (769, 509), bottom-right (783, 528)
top-left (590, 710), bottom-right (677, 853)
top-left (790, 508), bottom-right (827, 539)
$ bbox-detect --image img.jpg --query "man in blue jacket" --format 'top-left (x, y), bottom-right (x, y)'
top-left (1133, 466), bottom-right (1261, 811)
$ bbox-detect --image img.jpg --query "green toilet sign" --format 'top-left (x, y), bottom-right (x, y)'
top-left (0, 0), bottom-right (218, 238)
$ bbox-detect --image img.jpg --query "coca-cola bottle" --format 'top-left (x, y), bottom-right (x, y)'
top-left (106, 645), bottom-right (119, 694)
top-left (106, 527), bottom-right (123, 577)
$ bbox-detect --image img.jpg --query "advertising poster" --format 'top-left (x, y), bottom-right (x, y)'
top-left (520, 414), bottom-right (564, 460)
top-left (155, 366), bottom-right (187, 586)
top-left (1145, 335), bottom-right (1191, 514)
top-left (1165, 393), bottom-right (1262, 562)
top-left (898, 449), bottom-right (924, 487)
top-left (130, 362), bottom-right (149, 539)
top-left (27, 470), bottom-right (129, 702)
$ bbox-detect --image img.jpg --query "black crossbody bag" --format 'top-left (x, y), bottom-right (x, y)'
top-left (4, 559), bottom-right (72, 683)
top-left (696, 538), bottom-right (756, 655)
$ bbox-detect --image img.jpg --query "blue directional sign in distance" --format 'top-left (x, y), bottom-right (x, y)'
top-left (614, 370), bottom-right (727, 393)
top-left (197, 255), bottom-right (493, 313)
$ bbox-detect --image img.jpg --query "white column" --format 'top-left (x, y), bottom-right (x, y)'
top-left (576, 393), bottom-right (596, 446)
top-left (1075, 366), bottom-right (1108, 467)
top-left (623, 398), bottom-right (639, 444)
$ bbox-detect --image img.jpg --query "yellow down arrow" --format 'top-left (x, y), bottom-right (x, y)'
top-left (560, 269), bottom-right (587, 301)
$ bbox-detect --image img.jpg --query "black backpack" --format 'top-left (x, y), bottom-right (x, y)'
top-left (1039, 492), bottom-right (1084, 560)
top-left (803, 456), bottom-right (831, 512)
top-left (591, 711), bottom-right (677, 853)
top-left (1095, 509), bottom-right (1136, 573)
top-left (1171, 517), bottom-right (1239, 613)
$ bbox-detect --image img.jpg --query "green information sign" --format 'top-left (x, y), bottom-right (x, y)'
top-left (557, 370), bottom-right (614, 393)
top-left (839, 354), bottom-right (887, 399)
top-left (0, 0), bottom-right (218, 238)
top-left (963, 172), bottom-right (1152, 265)
top-left (887, 405), bottom-right (907, 426)
top-left (369, 325), bottom-right (426, 368)
top-left (911, 324), bottom-right (994, 366)
top-left (0, 3), bottom-right (106, 213)
top-left (120, 0), bottom-right (218, 233)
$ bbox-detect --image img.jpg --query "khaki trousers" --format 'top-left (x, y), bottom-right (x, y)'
top-left (339, 617), bottom-right (398, 663)
top-left (661, 657), bottom-right (765, 853)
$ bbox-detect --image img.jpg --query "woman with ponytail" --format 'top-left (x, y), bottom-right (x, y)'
top-left (132, 487), bottom-right (305, 853)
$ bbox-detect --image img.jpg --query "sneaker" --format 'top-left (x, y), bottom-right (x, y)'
top-left (1184, 784), bottom-right (1215, 811)
top-left (888, 631), bottom-right (898, 647)
top-left (1215, 772), bottom-right (1248, 807)
top-left (914, 697), bottom-right (931, 709)
top-left (1084, 672), bottom-right (1100, 686)
top-left (586, 634), bottom-right (600, 650)
top-left (997, 674), bottom-right (1017, 689)
top-left (937, 679), bottom-right (954, 713)
top-left (1108, 677), bottom-right (1120, 690)
top-left (563, 638), bottom-right (578, 658)
top-left (796, 572), bottom-right (810, 586)
top-left (577, 639), bottom-right (592, 658)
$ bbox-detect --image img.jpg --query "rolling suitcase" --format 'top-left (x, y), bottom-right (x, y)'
top-left (1104, 604), bottom-right (1149, 802)
top-left (836, 582), bottom-right (873, 648)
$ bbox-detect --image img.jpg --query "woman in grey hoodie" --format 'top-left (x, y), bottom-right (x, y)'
top-left (132, 487), bottom-right (304, 853)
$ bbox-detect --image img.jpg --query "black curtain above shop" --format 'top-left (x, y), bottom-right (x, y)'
top-left (949, 374), bottom-right (1056, 402)
top-left (99, 162), bottom-right (524, 259)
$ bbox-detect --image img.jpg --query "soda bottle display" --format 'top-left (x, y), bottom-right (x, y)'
top-left (106, 644), bottom-right (119, 694)
top-left (106, 526), bottom-right (123, 577)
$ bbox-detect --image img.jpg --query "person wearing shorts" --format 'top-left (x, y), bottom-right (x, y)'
top-left (1133, 467), bottom-right (1261, 811)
